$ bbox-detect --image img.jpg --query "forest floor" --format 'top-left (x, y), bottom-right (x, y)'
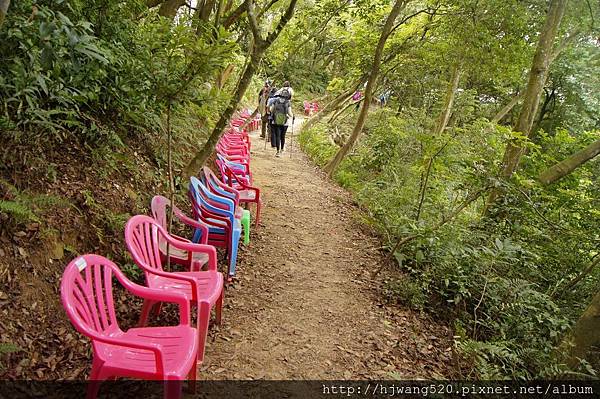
top-left (201, 118), bottom-right (453, 380)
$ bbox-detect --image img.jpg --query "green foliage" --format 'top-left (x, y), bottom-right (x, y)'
top-left (383, 276), bottom-right (427, 310)
top-left (0, 342), bottom-right (21, 372)
top-left (301, 100), bottom-right (599, 378)
top-left (120, 262), bottom-right (144, 284)
top-left (0, 178), bottom-right (70, 226)
top-left (0, 0), bottom-right (236, 149)
top-left (0, 200), bottom-right (38, 224)
top-left (298, 125), bottom-right (337, 167)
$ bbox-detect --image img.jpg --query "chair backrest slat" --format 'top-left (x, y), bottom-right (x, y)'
top-left (125, 215), bottom-right (187, 282)
top-left (61, 255), bottom-right (120, 337)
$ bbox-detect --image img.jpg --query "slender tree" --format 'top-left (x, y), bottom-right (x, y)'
top-left (0, 0), bottom-right (10, 26)
top-left (324, 0), bottom-right (410, 178)
top-left (183, 0), bottom-right (298, 179)
top-left (560, 290), bottom-right (600, 369)
top-left (485, 0), bottom-right (568, 209)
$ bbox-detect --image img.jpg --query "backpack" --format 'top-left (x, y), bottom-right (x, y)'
top-left (279, 88), bottom-right (291, 100)
top-left (273, 98), bottom-right (289, 125)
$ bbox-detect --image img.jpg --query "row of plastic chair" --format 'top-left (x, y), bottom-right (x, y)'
top-left (60, 112), bottom-right (261, 398)
top-left (303, 100), bottom-right (320, 116)
top-left (232, 108), bottom-right (261, 132)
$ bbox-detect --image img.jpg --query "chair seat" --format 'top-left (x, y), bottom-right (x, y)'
top-left (238, 190), bottom-right (257, 201)
top-left (96, 325), bottom-right (198, 378)
top-left (148, 270), bottom-right (224, 305)
top-left (159, 241), bottom-right (209, 265)
top-left (206, 217), bottom-right (242, 231)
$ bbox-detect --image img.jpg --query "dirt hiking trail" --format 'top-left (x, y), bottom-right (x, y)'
top-left (203, 118), bottom-right (453, 380)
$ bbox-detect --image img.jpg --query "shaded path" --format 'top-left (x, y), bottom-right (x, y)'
top-left (203, 118), bottom-right (452, 379)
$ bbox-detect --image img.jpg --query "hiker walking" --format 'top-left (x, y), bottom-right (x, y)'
top-left (276, 85), bottom-right (293, 151)
top-left (258, 80), bottom-right (271, 138)
top-left (276, 81), bottom-right (294, 100)
top-left (267, 86), bottom-right (278, 147)
top-left (269, 88), bottom-right (293, 157)
top-left (379, 89), bottom-right (391, 107)
top-left (352, 90), bottom-right (363, 111)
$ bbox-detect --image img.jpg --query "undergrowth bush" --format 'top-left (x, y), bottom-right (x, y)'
top-left (300, 108), bottom-right (599, 378)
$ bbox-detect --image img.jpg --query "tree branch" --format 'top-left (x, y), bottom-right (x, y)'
top-left (492, 92), bottom-right (523, 124)
top-left (264, 0), bottom-right (298, 45)
top-left (257, 0), bottom-right (280, 18)
top-left (223, 1), bottom-right (246, 28)
top-left (538, 138), bottom-right (600, 185)
top-left (246, 0), bottom-right (263, 45)
top-left (0, 0), bottom-right (10, 26)
top-left (552, 255), bottom-right (600, 298)
top-left (375, 185), bottom-right (491, 275)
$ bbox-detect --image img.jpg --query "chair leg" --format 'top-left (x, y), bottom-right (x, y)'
top-left (197, 302), bottom-right (211, 364)
top-left (254, 200), bottom-right (261, 228)
top-left (154, 302), bottom-right (163, 317)
top-left (228, 231), bottom-right (240, 279)
top-left (138, 300), bottom-right (155, 327)
top-left (215, 289), bottom-right (223, 326)
top-left (164, 380), bottom-right (183, 399)
top-left (187, 364), bottom-right (197, 394)
top-left (86, 359), bottom-right (104, 399)
top-left (242, 214), bottom-right (250, 245)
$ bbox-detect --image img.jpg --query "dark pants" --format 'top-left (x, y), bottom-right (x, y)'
top-left (269, 121), bottom-right (276, 147)
top-left (261, 120), bottom-right (267, 138)
top-left (281, 125), bottom-right (288, 150)
top-left (273, 124), bottom-right (287, 151)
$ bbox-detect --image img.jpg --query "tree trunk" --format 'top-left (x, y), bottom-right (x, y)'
top-left (0, 0), bottom-right (10, 26)
top-left (485, 0), bottom-right (567, 210)
top-left (560, 291), bottom-right (600, 369)
top-left (538, 138), bottom-right (600, 185)
top-left (146, 0), bottom-right (163, 7)
top-left (199, 0), bottom-right (215, 22)
top-left (214, 0), bottom-right (224, 26)
top-left (324, 0), bottom-right (409, 178)
top-left (327, 96), bottom-right (355, 124)
top-left (413, 62), bottom-right (461, 220)
top-left (433, 62), bottom-right (461, 136)
top-left (184, 52), bottom-right (260, 179)
top-left (183, 0), bottom-right (298, 178)
top-left (216, 63), bottom-right (235, 89)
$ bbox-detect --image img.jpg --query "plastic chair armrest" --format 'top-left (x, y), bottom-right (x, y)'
top-left (173, 206), bottom-right (209, 241)
top-left (94, 336), bottom-right (165, 374)
top-left (166, 238), bottom-right (218, 272)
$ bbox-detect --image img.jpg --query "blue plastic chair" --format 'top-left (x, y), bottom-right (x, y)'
top-left (200, 169), bottom-right (250, 245)
top-left (189, 177), bottom-right (242, 281)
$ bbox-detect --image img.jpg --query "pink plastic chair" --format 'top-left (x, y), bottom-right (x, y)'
top-left (304, 100), bottom-right (311, 115)
top-left (60, 254), bottom-right (198, 398)
top-left (151, 196), bottom-right (211, 269)
top-left (124, 215), bottom-right (224, 364)
top-left (203, 166), bottom-right (261, 228)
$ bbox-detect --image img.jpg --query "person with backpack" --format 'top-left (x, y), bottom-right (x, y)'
top-left (275, 81), bottom-right (294, 100)
top-left (266, 86), bottom-right (278, 147)
top-left (258, 80), bottom-right (272, 138)
top-left (275, 85), bottom-right (293, 144)
top-left (269, 91), bottom-right (293, 157)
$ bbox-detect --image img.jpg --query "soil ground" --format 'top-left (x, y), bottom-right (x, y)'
top-left (201, 118), bottom-right (453, 380)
